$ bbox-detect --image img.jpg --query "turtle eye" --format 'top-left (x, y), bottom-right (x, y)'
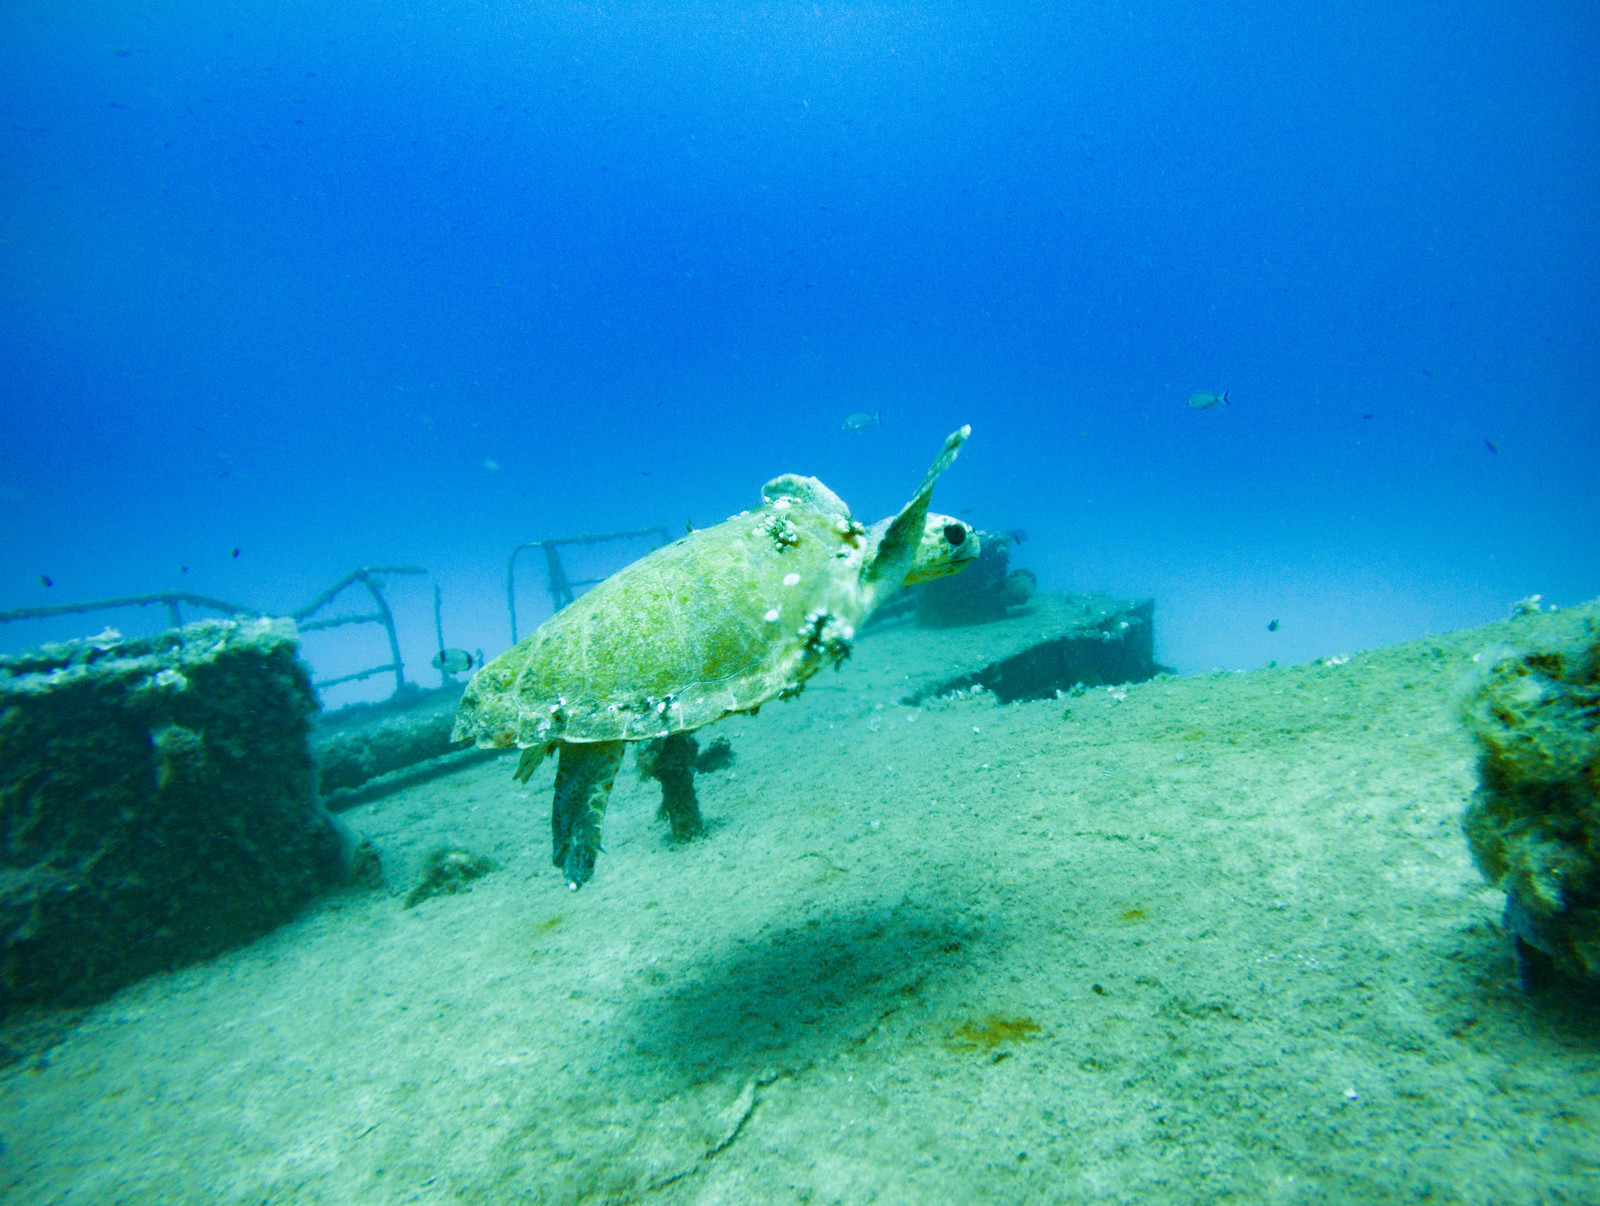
top-left (943, 524), bottom-right (967, 546)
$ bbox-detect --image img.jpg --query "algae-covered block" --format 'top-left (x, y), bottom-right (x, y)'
top-left (1458, 605), bottom-right (1600, 985)
top-left (0, 618), bottom-right (349, 1014)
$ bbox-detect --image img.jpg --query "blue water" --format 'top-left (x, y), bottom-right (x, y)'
top-left (3, 1), bottom-right (1596, 702)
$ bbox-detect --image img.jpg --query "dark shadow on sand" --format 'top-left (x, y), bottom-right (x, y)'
top-left (616, 890), bottom-right (1009, 1081)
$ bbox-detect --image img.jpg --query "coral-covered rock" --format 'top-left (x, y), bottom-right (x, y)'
top-left (1458, 606), bottom-right (1600, 985)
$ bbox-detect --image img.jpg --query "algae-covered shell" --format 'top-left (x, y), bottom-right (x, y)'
top-left (454, 494), bottom-right (874, 748)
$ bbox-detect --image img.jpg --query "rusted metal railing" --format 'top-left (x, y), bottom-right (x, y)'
top-left (0, 566), bottom-right (426, 698)
top-left (0, 591), bottom-right (263, 632)
top-left (291, 567), bottom-right (425, 693)
top-left (505, 528), bottom-right (670, 644)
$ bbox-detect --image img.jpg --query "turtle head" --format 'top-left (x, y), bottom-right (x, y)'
top-left (904, 514), bottom-right (979, 585)
top-left (862, 426), bottom-right (972, 610)
top-left (863, 512), bottom-right (978, 589)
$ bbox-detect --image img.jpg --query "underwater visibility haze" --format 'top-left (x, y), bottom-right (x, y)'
top-left (3, 3), bottom-right (1600, 1203)
top-left (1, 0), bottom-right (1596, 687)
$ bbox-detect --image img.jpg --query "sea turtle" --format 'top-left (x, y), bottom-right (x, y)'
top-left (453, 426), bottom-right (977, 890)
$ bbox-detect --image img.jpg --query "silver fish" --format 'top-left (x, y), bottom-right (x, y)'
top-left (431, 648), bottom-right (475, 674)
top-left (842, 410), bottom-right (882, 431)
top-left (1186, 389), bottom-right (1230, 410)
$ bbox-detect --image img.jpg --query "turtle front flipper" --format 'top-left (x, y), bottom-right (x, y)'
top-left (862, 425), bottom-right (971, 610)
top-left (551, 740), bottom-right (625, 890)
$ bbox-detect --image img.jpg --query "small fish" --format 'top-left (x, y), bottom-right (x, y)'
top-left (1361, 413), bottom-right (1377, 420)
top-left (180, 565), bottom-right (189, 574)
top-left (1267, 619), bottom-right (1280, 632)
top-left (1004, 528), bottom-right (1028, 545)
top-left (1185, 390), bottom-right (1230, 410)
top-left (231, 547), bottom-right (241, 558)
top-left (38, 574), bottom-right (52, 587)
top-left (1484, 438), bottom-right (1499, 455)
top-left (842, 410), bottom-right (882, 431)
top-left (431, 648), bottom-right (475, 674)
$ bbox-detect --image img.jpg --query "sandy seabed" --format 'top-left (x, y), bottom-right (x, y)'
top-left (2, 602), bottom-right (1597, 1205)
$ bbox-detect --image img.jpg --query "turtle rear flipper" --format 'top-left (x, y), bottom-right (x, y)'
top-left (637, 732), bottom-right (705, 842)
top-left (552, 741), bottom-right (625, 890)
